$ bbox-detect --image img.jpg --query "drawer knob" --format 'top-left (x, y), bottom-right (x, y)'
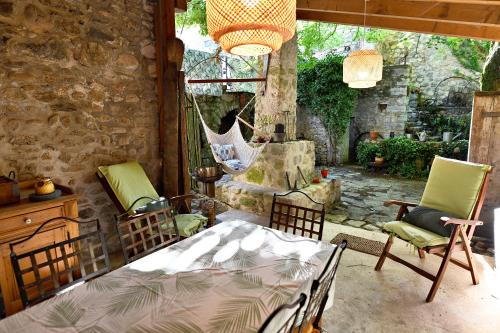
top-left (25, 218), bottom-right (32, 225)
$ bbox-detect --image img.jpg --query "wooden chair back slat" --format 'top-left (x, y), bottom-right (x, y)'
top-left (116, 207), bottom-right (180, 264)
top-left (10, 218), bottom-right (110, 309)
top-left (269, 191), bottom-right (325, 240)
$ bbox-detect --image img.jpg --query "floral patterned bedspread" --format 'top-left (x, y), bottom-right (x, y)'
top-left (0, 220), bottom-right (335, 333)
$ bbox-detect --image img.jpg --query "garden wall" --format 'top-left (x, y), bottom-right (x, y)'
top-left (481, 42), bottom-right (500, 91)
top-left (350, 65), bottom-right (410, 144)
top-left (0, 0), bottom-right (159, 249)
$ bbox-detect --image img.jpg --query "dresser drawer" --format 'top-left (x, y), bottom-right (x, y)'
top-left (0, 206), bottom-right (65, 235)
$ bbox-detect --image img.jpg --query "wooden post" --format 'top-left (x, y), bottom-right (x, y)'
top-left (154, 0), bottom-right (187, 197)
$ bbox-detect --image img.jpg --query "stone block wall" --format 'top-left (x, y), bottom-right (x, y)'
top-left (0, 0), bottom-right (159, 249)
top-left (255, 36), bottom-right (297, 139)
top-left (234, 141), bottom-right (315, 190)
top-left (351, 65), bottom-right (410, 140)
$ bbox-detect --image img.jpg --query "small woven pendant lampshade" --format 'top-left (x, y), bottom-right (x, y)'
top-left (343, 49), bottom-right (383, 88)
top-left (206, 0), bottom-right (296, 56)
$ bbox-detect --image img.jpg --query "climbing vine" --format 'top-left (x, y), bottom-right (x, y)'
top-left (297, 54), bottom-right (359, 164)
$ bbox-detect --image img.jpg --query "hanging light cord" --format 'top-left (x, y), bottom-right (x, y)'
top-left (362, 0), bottom-right (367, 49)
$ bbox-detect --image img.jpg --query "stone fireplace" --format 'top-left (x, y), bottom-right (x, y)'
top-left (215, 36), bottom-right (341, 215)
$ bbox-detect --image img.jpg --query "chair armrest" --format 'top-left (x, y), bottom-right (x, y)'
top-left (383, 200), bottom-right (418, 208)
top-left (441, 217), bottom-right (483, 227)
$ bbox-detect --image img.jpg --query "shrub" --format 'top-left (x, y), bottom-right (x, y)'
top-left (356, 141), bottom-right (381, 167)
top-left (355, 137), bottom-right (469, 179)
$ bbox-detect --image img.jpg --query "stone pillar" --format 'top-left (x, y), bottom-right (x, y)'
top-left (254, 35), bottom-right (297, 140)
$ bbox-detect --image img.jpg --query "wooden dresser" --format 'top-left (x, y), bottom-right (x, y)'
top-left (0, 187), bottom-right (79, 315)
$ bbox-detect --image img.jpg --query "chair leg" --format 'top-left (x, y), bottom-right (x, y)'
top-left (418, 249), bottom-right (426, 259)
top-left (426, 226), bottom-right (460, 302)
top-left (460, 227), bottom-right (479, 285)
top-left (375, 235), bottom-right (394, 271)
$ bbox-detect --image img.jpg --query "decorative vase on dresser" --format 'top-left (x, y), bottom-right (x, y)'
top-left (0, 182), bottom-right (79, 316)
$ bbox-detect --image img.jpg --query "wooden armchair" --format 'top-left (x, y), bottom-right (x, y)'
top-left (375, 156), bottom-right (492, 302)
top-left (97, 161), bottom-right (214, 238)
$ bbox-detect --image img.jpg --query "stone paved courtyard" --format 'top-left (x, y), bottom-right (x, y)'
top-left (323, 165), bottom-right (494, 256)
top-left (324, 165), bottom-right (426, 230)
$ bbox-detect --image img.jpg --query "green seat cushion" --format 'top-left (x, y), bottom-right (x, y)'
top-left (383, 221), bottom-right (452, 248)
top-left (98, 161), bottom-right (159, 213)
top-left (172, 214), bottom-right (207, 238)
top-left (420, 156), bottom-right (490, 219)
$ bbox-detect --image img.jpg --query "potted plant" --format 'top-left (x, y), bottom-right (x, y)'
top-left (320, 168), bottom-right (329, 178)
top-left (369, 131), bottom-right (379, 141)
top-left (374, 152), bottom-right (384, 166)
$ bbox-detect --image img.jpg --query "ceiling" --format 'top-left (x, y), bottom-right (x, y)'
top-left (296, 0), bottom-right (500, 41)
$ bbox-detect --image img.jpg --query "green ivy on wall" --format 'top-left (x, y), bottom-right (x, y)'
top-left (297, 54), bottom-right (359, 164)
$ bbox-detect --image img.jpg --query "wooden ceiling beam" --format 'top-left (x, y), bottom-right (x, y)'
top-left (297, 9), bottom-right (500, 41)
top-left (297, 0), bottom-right (500, 26)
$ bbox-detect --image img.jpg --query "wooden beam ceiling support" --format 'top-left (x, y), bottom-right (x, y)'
top-left (155, 0), bottom-right (188, 197)
top-left (297, 0), bottom-right (500, 41)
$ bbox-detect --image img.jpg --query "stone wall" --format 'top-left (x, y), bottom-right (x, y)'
top-left (255, 36), bottom-right (297, 139)
top-left (192, 92), bottom-right (255, 165)
top-left (482, 42), bottom-right (500, 91)
top-left (381, 34), bottom-right (481, 102)
top-left (0, 0), bottom-right (159, 249)
top-left (296, 106), bottom-right (351, 165)
top-left (351, 65), bottom-right (410, 142)
top-left (234, 141), bottom-right (315, 190)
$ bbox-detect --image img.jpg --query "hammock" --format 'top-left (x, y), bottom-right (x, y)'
top-left (189, 85), bottom-right (269, 176)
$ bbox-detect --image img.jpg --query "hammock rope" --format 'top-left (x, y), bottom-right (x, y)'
top-left (187, 82), bottom-right (270, 176)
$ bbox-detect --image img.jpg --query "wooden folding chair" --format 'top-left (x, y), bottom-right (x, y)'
top-left (116, 207), bottom-right (180, 264)
top-left (375, 156), bottom-right (492, 302)
top-left (270, 190), bottom-right (325, 240)
top-left (10, 217), bottom-right (110, 308)
top-left (258, 293), bottom-right (307, 333)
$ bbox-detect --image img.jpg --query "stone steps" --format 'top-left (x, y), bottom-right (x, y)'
top-left (215, 176), bottom-right (341, 216)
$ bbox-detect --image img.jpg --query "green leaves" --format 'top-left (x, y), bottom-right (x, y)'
top-left (298, 54), bottom-right (359, 162)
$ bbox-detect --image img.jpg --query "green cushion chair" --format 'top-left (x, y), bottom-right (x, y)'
top-left (97, 161), bottom-right (210, 238)
top-left (375, 156), bottom-right (492, 302)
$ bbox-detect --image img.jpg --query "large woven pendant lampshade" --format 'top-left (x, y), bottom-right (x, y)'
top-left (343, 49), bottom-right (383, 88)
top-left (342, 0), bottom-right (383, 89)
top-left (206, 0), bottom-right (296, 57)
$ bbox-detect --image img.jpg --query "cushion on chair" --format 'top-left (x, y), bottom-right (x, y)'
top-left (173, 214), bottom-right (207, 237)
top-left (383, 221), bottom-right (452, 249)
top-left (98, 161), bottom-right (159, 213)
top-left (420, 156), bottom-right (490, 219)
top-left (402, 206), bottom-right (458, 237)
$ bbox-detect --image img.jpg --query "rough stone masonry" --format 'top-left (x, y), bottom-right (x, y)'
top-left (0, 0), bottom-right (160, 249)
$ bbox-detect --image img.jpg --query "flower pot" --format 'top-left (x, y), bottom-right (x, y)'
top-left (320, 169), bottom-right (329, 178)
top-left (374, 157), bottom-right (384, 166)
top-left (369, 131), bottom-right (379, 141)
top-left (312, 177), bottom-right (320, 184)
top-left (443, 132), bottom-right (452, 143)
top-left (416, 158), bottom-right (424, 171)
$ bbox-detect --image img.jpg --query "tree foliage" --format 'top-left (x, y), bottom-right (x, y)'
top-left (176, 0), bottom-right (208, 35)
top-left (297, 54), bottom-right (359, 162)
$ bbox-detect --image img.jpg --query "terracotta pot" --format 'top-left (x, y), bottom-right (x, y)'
top-left (374, 157), bottom-right (384, 166)
top-left (320, 169), bottom-right (329, 178)
top-left (312, 177), bottom-right (320, 184)
top-left (369, 131), bottom-right (379, 140)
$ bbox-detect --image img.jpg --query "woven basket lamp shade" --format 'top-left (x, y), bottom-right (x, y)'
top-left (343, 49), bottom-right (383, 88)
top-left (206, 0), bottom-right (296, 57)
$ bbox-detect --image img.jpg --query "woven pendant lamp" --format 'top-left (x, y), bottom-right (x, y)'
top-left (206, 0), bottom-right (296, 56)
top-left (343, 0), bottom-right (383, 88)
